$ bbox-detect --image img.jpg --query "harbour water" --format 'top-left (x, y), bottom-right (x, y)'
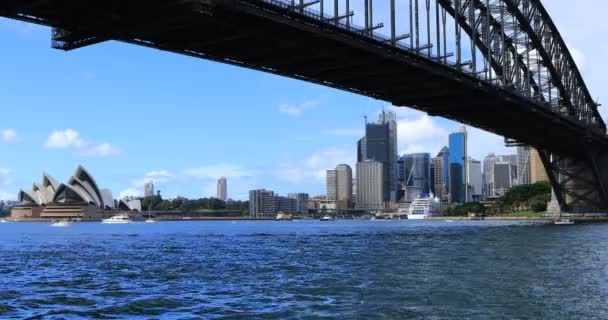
top-left (1, 220), bottom-right (608, 319)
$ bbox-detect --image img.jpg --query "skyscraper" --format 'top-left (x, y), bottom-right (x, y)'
top-left (530, 148), bottom-right (549, 183)
top-left (378, 110), bottom-right (398, 203)
top-left (356, 161), bottom-right (384, 209)
top-left (494, 163), bottom-right (514, 196)
top-left (517, 146), bottom-right (531, 185)
top-left (404, 153), bottom-right (431, 193)
top-left (467, 158), bottom-right (483, 201)
top-left (326, 169), bottom-right (338, 201)
top-left (483, 153), bottom-right (498, 198)
top-left (437, 146), bottom-right (450, 197)
top-left (216, 177), bottom-right (227, 201)
top-left (432, 157), bottom-right (447, 203)
top-left (449, 126), bottom-right (468, 203)
top-left (335, 164), bottom-right (353, 209)
top-left (144, 181), bottom-right (155, 198)
top-left (358, 111), bottom-right (398, 204)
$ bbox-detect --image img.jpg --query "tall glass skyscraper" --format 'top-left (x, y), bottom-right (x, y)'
top-left (437, 146), bottom-right (450, 194)
top-left (404, 153), bottom-right (431, 193)
top-left (449, 126), bottom-right (468, 203)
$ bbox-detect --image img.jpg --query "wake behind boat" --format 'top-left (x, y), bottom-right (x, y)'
top-left (50, 219), bottom-right (72, 227)
top-left (102, 214), bottom-right (132, 224)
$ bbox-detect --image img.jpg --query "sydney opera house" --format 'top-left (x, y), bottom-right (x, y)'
top-left (12, 166), bottom-right (140, 221)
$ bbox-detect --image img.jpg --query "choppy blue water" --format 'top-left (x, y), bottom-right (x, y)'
top-left (1, 220), bottom-right (608, 319)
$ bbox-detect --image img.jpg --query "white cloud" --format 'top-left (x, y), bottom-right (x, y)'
top-left (0, 169), bottom-right (12, 186)
top-left (279, 100), bottom-right (318, 116)
top-left (0, 191), bottom-right (17, 201)
top-left (0, 129), bottom-right (18, 143)
top-left (79, 143), bottom-right (121, 157)
top-left (132, 170), bottom-right (175, 186)
top-left (46, 129), bottom-right (84, 149)
top-left (119, 188), bottom-right (142, 199)
top-left (183, 164), bottom-right (254, 180)
top-left (397, 115), bottom-right (449, 155)
top-left (45, 129), bottom-right (121, 158)
top-left (275, 146), bottom-right (355, 184)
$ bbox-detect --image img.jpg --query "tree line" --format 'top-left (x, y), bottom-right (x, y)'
top-left (139, 195), bottom-right (249, 213)
top-left (437, 181), bottom-right (551, 216)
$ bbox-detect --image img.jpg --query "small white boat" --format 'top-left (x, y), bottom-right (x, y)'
top-left (0, 219), bottom-right (7, 223)
top-left (554, 219), bottom-right (575, 225)
top-left (320, 215), bottom-right (335, 221)
top-left (102, 214), bottom-right (132, 224)
top-left (145, 219), bottom-right (157, 223)
top-left (444, 220), bottom-right (455, 223)
top-left (51, 220), bottom-right (72, 227)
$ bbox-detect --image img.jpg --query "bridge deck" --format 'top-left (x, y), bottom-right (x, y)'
top-left (2, 0), bottom-right (607, 159)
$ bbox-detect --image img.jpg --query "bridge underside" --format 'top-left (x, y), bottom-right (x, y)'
top-left (2, 0), bottom-right (608, 212)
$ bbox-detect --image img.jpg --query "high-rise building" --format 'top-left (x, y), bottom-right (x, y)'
top-left (517, 146), bottom-right (531, 185)
top-left (483, 153), bottom-right (498, 197)
top-left (530, 148), bottom-right (549, 183)
top-left (437, 146), bottom-right (450, 196)
top-left (449, 126), bottom-right (468, 203)
top-left (144, 181), bottom-right (155, 198)
top-left (468, 158), bottom-right (483, 201)
top-left (335, 164), bottom-right (353, 209)
top-left (288, 193), bottom-right (309, 214)
top-left (356, 161), bottom-right (384, 209)
top-left (378, 110), bottom-right (398, 203)
top-left (432, 157), bottom-right (447, 203)
top-left (326, 169), bottom-right (338, 201)
top-left (277, 196), bottom-right (297, 213)
top-left (249, 189), bottom-right (277, 218)
top-left (357, 137), bottom-right (367, 163)
top-left (494, 163), bottom-right (514, 196)
top-left (404, 153), bottom-right (431, 193)
top-left (358, 111), bottom-right (398, 204)
top-left (216, 177), bottom-right (227, 201)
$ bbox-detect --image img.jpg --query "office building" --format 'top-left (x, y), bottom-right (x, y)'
top-left (378, 110), bottom-right (398, 203)
top-left (356, 161), bottom-right (384, 209)
top-left (494, 163), bottom-right (515, 196)
top-left (517, 146), bottom-right (531, 185)
top-left (404, 153), bottom-right (431, 194)
top-left (249, 189), bottom-right (277, 218)
top-left (288, 193), bottom-right (309, 214)
top-left (336, 164), bottom-right (353, 209)
top-left (530, 148), bottom-right (549, 183)
top-left (216, 177), bottom-right (227, 201)
top-left (144, 181), bottom-right (155, 198)
top-left (483, 153), bottom-right (498, 197)
top-left (326, 169), bottom-right (338, 201)
top-left (449, 126), bottom-right (468, 203)
top-left (432, 157), bottom-right (447, 203)
top-left (277, 196), bottom-right (297, 213)
top-left (437, 146), bottom-right (450, 197)
top-left (468, 157), bottom-right (483, 201)
top-left (358, 111), bottom-right (398, 204)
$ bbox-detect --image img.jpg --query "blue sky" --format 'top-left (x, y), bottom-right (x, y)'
top-left (0, 1), bottom-right (605, 201)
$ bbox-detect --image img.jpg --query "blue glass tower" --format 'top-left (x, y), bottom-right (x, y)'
top-left (449, 127), bottom-right (468, 203)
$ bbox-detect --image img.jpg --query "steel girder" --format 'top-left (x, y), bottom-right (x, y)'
top-left (438, 0), bottom-right (604, 131)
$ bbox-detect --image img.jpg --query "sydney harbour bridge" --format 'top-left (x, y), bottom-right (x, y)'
top-left (1, 0), bottom-right (607, 213)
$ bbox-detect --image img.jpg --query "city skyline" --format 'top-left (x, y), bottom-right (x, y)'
top-left (0, 0), bottom-right (603, 201)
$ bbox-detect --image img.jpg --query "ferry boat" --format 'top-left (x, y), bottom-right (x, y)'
top-left (408, 193), bottom-right (441, 220)
top-left (102, 214), bottom-right (132, 224)
top-left (275, 212), bottom-right (293, 221)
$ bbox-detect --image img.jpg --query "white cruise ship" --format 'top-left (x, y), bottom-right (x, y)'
top-left (408, 193), bottom-right (441, 220)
